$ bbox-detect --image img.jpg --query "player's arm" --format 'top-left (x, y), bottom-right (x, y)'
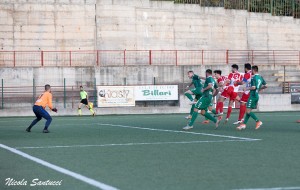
top-left (186, 82), bottom-right (194, 89)
top-left (213, 83), bottom-right (219, 96)
top-left (201, 83), bottom-right (213, 92)
top-left (48, 93), bottom-right (53, 110)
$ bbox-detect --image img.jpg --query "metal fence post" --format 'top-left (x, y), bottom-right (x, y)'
top-left (94, 77), bottom-right (97, 107)
top-left (32, 78), bottom-right (35, 105)
top-left (13, 51), bottom-right (16, 67)
top-left (124, 50), bottom-right (126, 66)
top-left (64, 78), bottom-right (66, 108)
top-left (1, 79), bottom-right (3, 109)
top-left (41, 51), bottom-right (44, 67)
top-left (149, 50), bottom-right (152, 65)
top-left (69, 51), bottom-right (72, 66)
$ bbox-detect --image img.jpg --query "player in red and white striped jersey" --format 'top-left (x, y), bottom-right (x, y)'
top-left (233, 63), bottom-right (252, 125)
top-left (215, 64), bottom-right (243, 123)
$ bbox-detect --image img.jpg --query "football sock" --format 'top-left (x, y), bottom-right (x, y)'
top-left (244, 113), bottom-right (250, 124)
top-left (211, 109), bottom-right (216, 114)
top-left (249, 112), bottom-right (259, 122)
top-left (219, 102), bottom-right (224, 113)
top-left (203, 112), bottom-right (217, 123)
top-left (188, 111), bottom-right (198, 126)
top-left (226, 106), bottom-right (232, 119)
top-left (185, 93), bottom-right (194, 102)
top-left (89, 108), bottom-right (95, 114)
top-left (78, 108), bottom-right (82, 115)
top-left (239, 104), bottom-right (246, 121)
top-left (189, 104), bottom-right (195, 115)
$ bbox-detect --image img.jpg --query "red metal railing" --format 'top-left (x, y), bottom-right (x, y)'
top-left (0, 50), bottom-right (299, 67)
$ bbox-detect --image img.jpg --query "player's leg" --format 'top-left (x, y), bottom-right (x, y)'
top-left (203, 101), bottom-right (214, 124)
top-left (184, 89), bottom-right (195, 103)
top-left (215, 91), bottom-right (227, 115)
top-left (40, 108), bottom-right (52, 133)
top-left (26, 106), bottom-right (42, 132)
top-left (237, 97), bottom-right (262, 130)
top-left (183, 98), bottom-right (202, 130)
top-left (235, 93), bottom-right (248, 124)
top-left (199, 97), bottom-right (221, 129)
top-left (87, 102), bottom-right (95, 116)
top-left (78, 102), bottom-right (83, 116)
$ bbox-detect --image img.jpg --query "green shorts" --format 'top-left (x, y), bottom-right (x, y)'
top-left (191, 88), bottom-right (202, 100)
top-left (195, 96), bottom-right (211, 111)
top-left (247, 97), bottom-right (259, 109)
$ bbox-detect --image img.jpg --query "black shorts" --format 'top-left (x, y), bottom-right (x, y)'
top-left (80, 99), bottom-right (88, 105)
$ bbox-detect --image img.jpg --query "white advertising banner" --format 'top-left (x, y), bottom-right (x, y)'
top-left (134, 85), bottom-right (178, 101)
top-left (97, 86), bottom-right (135, 107)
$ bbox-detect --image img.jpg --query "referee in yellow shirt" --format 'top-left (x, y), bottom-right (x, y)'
top-left (26, 84), bottom-right (57, 133)
top-left (78, 86), bottom-right (95, 116)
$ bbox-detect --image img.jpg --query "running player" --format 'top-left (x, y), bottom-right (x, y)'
top-left (237, 65), bottom-right (267, 130)
top-left (202, 70), bottom-right (224, 124)
top-left (233, 63), bottom-right (252, 125)
top-left (185, 71), bottom-right (203, 119)
top-left (215, 64), bottom-right (243, 123)
top-left (183, 69), bottom-right (221, 130)
top-left (26, 84), bottom-right (57, 133)
top-left (78, 86), bottom-right (95, 116)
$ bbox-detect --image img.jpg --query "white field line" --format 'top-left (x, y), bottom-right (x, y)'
top-left (0, 144), bottom-right (119, 190)
top-left (234, 187), bottom-right (300, 190)
top-left (15, 139), bottom-right (257, 150)
top-left (98, 123), bottom-right (261, 141)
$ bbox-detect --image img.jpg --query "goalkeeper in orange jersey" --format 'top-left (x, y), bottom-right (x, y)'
top-left (26, 84), bottom-right (57, 133)
top-left (78, 86), bottom-right (95, 116)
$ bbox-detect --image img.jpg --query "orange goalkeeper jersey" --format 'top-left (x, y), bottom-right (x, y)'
top-left (35, 91), bottom-right (53, 110)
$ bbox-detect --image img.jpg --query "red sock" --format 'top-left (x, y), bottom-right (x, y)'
top-left (216, 102), bottom-right (220, 114)
top-left (226, 106), bottom-right (232, 119)
top-left (219, 102), bottom-right (224, 113)
top-left (239, 104), bottom-right (246, 121)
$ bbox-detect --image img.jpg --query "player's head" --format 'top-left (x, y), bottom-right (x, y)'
top-left (213, 70), bottom-right (222, 79)
top-left (244, 63), bottom-right (251, 72)
top-left (231, 64), bottom-right (239, 73)
top-left (80, 86), bottom-right (83, 91)
top-left (252, 65), bottom-right (259, 74)
top-left (45, 84), bottom-right (51, 92)
top-left (206, 69), bottom-right (212, 77)
top-left (187, 71), bottom-right (194, 78)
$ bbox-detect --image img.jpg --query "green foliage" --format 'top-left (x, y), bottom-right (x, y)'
top-left (164, 0), bottom-right (300, 18)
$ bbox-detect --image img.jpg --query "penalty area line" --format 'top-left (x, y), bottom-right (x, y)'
top-left (15, 139), bottom-right (258, 149)
top-left (0, 144), bottom-right (119, 190)
top-left (98, 123), bottom-right (261, 141)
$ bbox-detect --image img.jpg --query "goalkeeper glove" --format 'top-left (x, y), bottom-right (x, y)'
top-left (52, 108), bottom-right (58, 112)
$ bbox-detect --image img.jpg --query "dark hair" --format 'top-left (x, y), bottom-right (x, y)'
top-left (231, 64), bottom-right (239, 70)
top-left (214, 70), bottom-right (222, 75)
top-left (244, 63), bottom-right (251, 70)
top-left (45, 84), bottom-right (51, 91)
top-left (187, 71), bottom-right (194, 74)
top-left (252, 65), bottom-right (258, 72)
top-left (206, 69), bottom-right (212, 75)
top-left (80, 86), bottom-right (83, 88)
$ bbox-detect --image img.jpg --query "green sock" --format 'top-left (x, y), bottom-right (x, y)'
top-left (188, 111), bottom-right (198, 126)
top-left (211, 109), bottom-right (216, 114)
top-left (203, 112), bottom-right (217, 123)
top-left (190, 104), bottom-right (195, 115)
top-left (78, 108), bottom-right (82, 115)
top-left (249, 112), bottom-right (259, 122)
top-left (205, 117), bottom-right (208, 120)
top-left (185, 93), bottom-right (194, 101)
top-left (244, 113), bottom-right (250, 124)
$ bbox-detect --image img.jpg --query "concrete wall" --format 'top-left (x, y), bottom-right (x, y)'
top-left (1, 94), bottom-right (299, 117)
top-left (1, 0), bottom-right (300, 51)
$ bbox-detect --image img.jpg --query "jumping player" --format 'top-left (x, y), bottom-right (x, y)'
top-left (26, 84), bottom-right (57, 133)
top-left (185, 71), bottom-right (203, 119)
top-left (78, 86), bottom-right (95, 116)
top-left (183, 69), bottom-right (221, 130)
top-left (237, 65), bottom-right (267, 130)
top-left (233, 63), bottom-right (252, 125)
top-left (215, 64), bottom-right (243, 123)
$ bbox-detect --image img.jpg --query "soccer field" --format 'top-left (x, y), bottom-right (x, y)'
top-left (0, 112), bottom-right (300, 190)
